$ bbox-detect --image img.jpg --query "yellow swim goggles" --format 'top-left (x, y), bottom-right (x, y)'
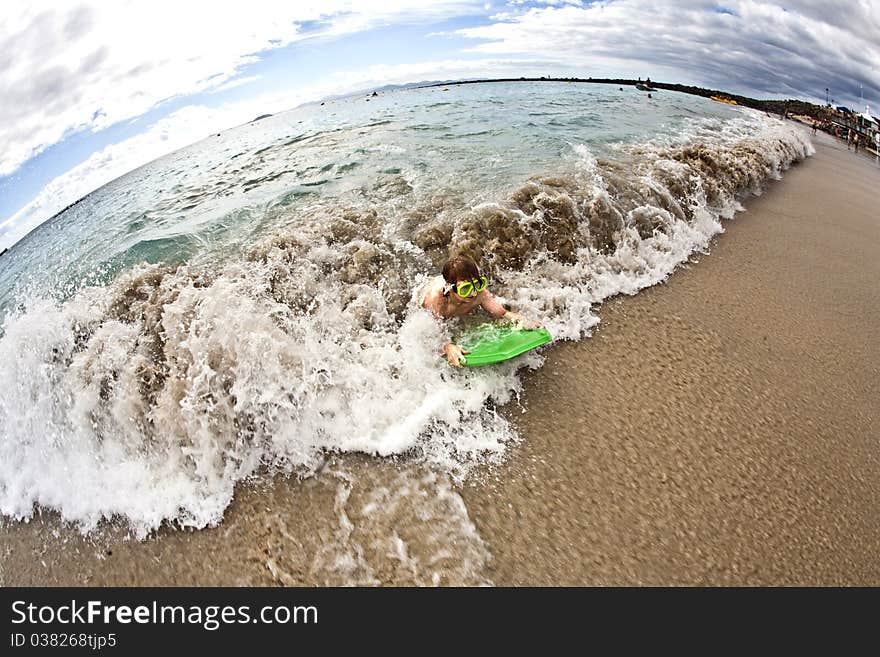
top-left (446, 276), bottom-right (488, 299)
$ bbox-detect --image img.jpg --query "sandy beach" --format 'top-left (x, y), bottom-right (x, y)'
top-left (465, 131), bottom-right (880, 585)
top-left (2, 130), bottom-right (878, 586)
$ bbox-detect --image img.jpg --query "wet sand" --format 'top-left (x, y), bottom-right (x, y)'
top-left (2, 131), bottom-right (878, 586)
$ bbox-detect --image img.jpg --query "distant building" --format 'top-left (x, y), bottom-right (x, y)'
top-left (857, 107), bottom-right (877, 125)
top-left (856, 107), bottom-right (879, 147)
top-left (828, 105), bottom-right (878, 145)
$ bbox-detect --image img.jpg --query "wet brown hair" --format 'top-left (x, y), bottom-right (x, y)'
top-left (442, 254), bottom-right (480, 284)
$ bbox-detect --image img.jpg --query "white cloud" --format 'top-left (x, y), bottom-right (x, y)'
top-left (211, 76), bottom-right (263, 93)
top-left (0, 0), bottom-right (484, 177)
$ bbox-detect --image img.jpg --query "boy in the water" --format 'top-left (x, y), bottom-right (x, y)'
top-left (420, 254), bottom-right (543, 367)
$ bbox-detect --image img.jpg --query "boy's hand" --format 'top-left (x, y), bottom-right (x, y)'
top-left (443, 343), bottom-right (470, 367)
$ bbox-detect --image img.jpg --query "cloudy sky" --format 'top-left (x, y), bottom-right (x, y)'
top-left (2, 0), bottom-right (879, 251)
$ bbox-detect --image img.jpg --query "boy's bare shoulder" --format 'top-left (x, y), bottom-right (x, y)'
top-left (418, 276), bottom-right (445, 310)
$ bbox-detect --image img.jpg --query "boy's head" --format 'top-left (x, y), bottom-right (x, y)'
top-left (442, 254), bottom-right (480, 284)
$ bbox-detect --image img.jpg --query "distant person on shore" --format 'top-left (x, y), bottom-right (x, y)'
top-left (847, 128), bottom-right (852, 150)
top-left (812, 120), bottom-right (818, 136)
top-left (419, 254), bottom-right (543, 367)
top-left (645, 77), bottom-right (652, 87)
top-left (853, 133), bottom-right (859, 153)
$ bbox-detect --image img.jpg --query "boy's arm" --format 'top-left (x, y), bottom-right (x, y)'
top-left (477, 290), bottom-right (508, 319)
top-left (478, 291), bottom-right (544, 329)
top-left (424, 286), bottom-right (470, 367)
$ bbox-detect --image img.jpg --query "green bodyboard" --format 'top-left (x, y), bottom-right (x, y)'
top-left (455, 324), bottom-right (552, 367)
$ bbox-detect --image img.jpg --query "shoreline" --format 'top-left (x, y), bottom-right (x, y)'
top-left (1, 131), bottom-right (878, 586)
top-left (462, 131), bottom-right (880, 584)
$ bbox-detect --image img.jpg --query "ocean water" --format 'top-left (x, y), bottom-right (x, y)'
top-left (0, 81), bottom-right (813, 539)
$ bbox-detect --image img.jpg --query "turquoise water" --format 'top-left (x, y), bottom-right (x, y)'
top-left (0, 81), bottom-right (813, 537)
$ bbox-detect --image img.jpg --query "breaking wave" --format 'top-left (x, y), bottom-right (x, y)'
top-left (0, 107), bottom-right (813, 538)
